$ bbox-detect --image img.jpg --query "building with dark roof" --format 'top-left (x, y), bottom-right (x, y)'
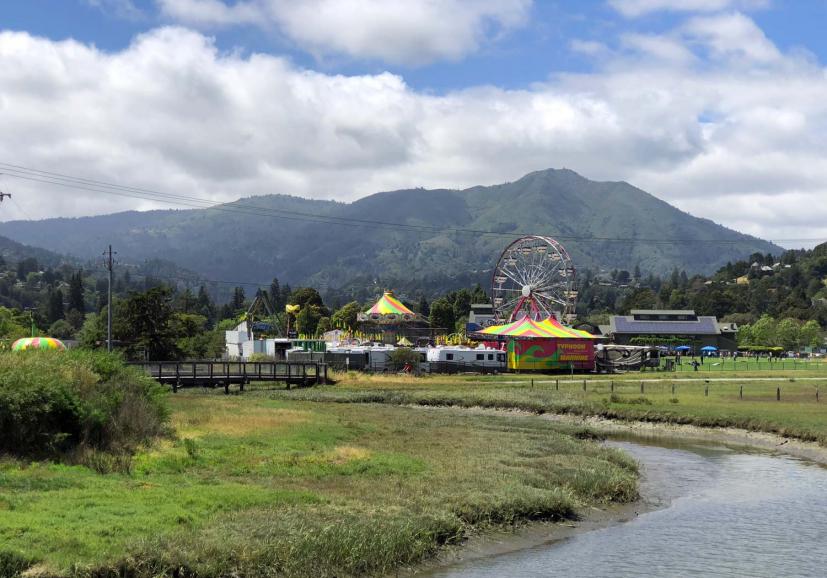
top-left (602, 310), bottom-right (738, 351)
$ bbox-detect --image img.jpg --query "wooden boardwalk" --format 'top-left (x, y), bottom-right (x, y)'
top-left (128, 360), bottom-right (329, 393)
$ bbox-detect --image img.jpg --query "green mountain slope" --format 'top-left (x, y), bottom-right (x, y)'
top-left (0, 169), bottom-right (780, 292)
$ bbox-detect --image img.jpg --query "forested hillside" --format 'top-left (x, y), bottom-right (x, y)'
top-left (1, 169), bottom-right (779, 295)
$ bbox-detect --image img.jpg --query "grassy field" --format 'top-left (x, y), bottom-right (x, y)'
top-left (269, 370), bottom-right (827, 445)
top-left (658, 355), bottom-right (827, 373)
top-left (0, 393), bottom-right (637, 577)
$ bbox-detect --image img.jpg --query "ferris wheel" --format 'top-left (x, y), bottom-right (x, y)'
top-left (492, 236), bottom-right (577, 322)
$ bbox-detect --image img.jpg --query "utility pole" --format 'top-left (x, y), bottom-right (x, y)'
top-left (103, 245), bottom-right (116, 351)
top-left (24, 307), bottom-right (35, 337)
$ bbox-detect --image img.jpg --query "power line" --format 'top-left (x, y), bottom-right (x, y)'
top-left (1, 161), bottom-right (810, 245)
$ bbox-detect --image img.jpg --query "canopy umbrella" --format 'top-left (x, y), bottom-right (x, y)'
top-left (12, 337), bottom-right (66, 351)
top-left (700, 346), bottom-right (718, 352)
top-left (674, 345), bottom-right (691, 351)
top-left (397, 336), bottom-right (413, 347)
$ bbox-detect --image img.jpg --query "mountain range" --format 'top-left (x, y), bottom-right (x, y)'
top-left (1, 168), bottom-right (780, 296)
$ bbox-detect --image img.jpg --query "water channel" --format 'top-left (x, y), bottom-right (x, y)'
top-left (426, 436), bottom-right (827, 577)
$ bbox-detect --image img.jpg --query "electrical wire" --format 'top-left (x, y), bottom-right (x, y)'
top-left (1, 161), bottom-right (809, 245)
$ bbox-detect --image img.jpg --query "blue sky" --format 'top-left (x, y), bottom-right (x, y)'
top-left (6, 1), bottom-right (826, 92)
top-left (2, 0), bottom-right (827, 247)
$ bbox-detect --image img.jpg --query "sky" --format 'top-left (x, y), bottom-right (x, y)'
top-left (1, 0), bottom-right (827, 248)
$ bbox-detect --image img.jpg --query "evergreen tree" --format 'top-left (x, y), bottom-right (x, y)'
top-left (470, 284), bottom-right (489, 304)
top-left (47, 289), bottom-right (64, 325)
top-left (196, 285), bottom-right (216, 323)
top-left (68, 271), bottom-right (85, 313)
top-left (269, 278), bottom-right (282, 310)
top-left (281, 284), bottom-right (292, 309)
top-left (417, 295), bottom-right (430, 317)
top-left (178, 288), bottom-right (196, 313)
top-left (231, 286), bottom-right (246, 311)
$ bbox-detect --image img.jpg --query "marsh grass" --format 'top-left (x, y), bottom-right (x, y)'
top-left (274, 372), bottom-right (827, 445)
top-left (0, 396), bottom-right (637, 577)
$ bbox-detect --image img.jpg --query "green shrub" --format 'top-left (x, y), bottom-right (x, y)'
top-left (0, 350), bottom-right (168, 458)
top-left (386, 348), bottom-right (421, 372)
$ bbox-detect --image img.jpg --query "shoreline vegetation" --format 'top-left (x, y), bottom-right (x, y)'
top-left (274, 371), bottom-right (827, 446)
top-left (4, 361), bottom-right (827, 577)
top-left (0, 357), bottom-right (638, 577)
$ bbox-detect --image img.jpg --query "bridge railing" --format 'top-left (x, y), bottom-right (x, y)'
top-left (127, 360), bottom-right (327, 391)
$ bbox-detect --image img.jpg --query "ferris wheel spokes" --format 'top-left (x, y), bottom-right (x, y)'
top-left (491, 235), bottom-right (577, 322)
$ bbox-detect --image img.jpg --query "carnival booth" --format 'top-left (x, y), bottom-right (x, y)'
top-left (476, 316), bottom-right (596, 371)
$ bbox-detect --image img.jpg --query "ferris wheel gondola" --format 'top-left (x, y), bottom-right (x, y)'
top-left (492, 235), bottom-right (576, 322)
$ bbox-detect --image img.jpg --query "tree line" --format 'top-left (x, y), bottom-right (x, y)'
top-left (2, 240), bottom-right (827, 358)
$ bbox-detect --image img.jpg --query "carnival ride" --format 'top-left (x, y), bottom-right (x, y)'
top-left (492, 235), bottom-right (577, 322)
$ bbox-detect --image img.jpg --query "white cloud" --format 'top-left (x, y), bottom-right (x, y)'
top-left (156, 0), bottom-right (532, 66)
top-left (84, 0), bottom-right (145, 20)
top-left (155, 0), bottom-right (264, 26)
top-left (683, 12), bottom-right (780, 63)
top-left (621, 33), bottom-right (697, 63)
top-left (1, 13), bottom-right (827, 248)
top-left (609, 0), bottom-right (769, 18)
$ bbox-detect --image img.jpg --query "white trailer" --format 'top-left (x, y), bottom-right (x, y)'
top-left (426, 346), bottom-right (506, 370)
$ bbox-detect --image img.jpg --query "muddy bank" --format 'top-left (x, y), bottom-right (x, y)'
top-left (538, 412), bottom-right (827, 466)
top-left (408, 499), bottom-right (648, 575)
top-left (416, 404), bottom-right (827, 466)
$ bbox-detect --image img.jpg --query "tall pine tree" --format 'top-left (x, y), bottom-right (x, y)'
top-left (68, 271), bottom-right (85, 313)
top-left (47, 289), bottom-right (65, 324)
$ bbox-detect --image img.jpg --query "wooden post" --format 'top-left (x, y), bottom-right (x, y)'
top-left (610, 380), bottom-right (614, 393)
top-left (777, 387), bottom-right (781, 401)
top-left (555, 379), bottom-right (559, 391)
top-left (739, 385), bottom-right (743, 399)
top-left (704, 385), bottom-right (708, 397)
top-left (583, 379), bottom-right (587, 392)
top-left (640, 381), bottom-right (644, 394)
top-left (671, 382), bottom-right (675, 396)
top-left (531, 378), bottom-right (534, 388)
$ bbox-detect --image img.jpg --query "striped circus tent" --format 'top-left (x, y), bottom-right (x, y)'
top-left (478, 317), bottom-right (593, 339)
top-left (12, 337), bottom-right (67, 351)
top-left (536, 317), bottom-right (597, 338)
top-left (358, 291), bottom-right (416, 323)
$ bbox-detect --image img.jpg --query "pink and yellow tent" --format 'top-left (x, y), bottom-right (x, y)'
top-left (12, 337), bottom-right (66, 351)
top-left (537, 317), bottom-right (596, 339)
top-left (476, 317), bottom-right (595, 371)
top-left (478, 317), bottom-right (591, 339)
top-left (358, 291), bottom-right (416, 323)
